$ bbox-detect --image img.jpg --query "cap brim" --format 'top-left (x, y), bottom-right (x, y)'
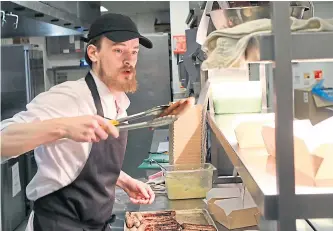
top-left (104, 31), bottom-right (153, 49)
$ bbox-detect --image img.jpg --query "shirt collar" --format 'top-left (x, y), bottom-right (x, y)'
top-left (90, 70), bottom-right (111, 97)
top-left (89, 70), bottom-right (130, 112)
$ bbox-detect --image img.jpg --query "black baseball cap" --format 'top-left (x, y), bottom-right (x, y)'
top-left (82, 13), bottom-right (153, 49)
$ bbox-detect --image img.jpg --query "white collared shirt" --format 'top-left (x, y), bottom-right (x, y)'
top-left (1, 70), bottom-right (130, 201)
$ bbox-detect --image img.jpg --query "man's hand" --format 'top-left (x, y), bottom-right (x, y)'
top-left (123, 178), bottom-right (155, 205)
top-left (58, 115), bottom-right (119, 142)
top-left (159, 97), bottom-right (195, 117)
top-left (117, 171), bottom-right (155, 205)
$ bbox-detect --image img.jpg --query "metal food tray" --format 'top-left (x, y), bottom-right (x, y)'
top-left (124, 209), bottom-right (217, 231)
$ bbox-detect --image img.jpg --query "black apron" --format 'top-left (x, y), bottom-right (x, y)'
top-left (33, 72), bottom-right (128, 231)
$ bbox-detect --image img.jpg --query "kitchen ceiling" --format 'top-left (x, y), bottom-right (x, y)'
top-left (0, 1), bottom-right (101, 38)
top-left (1, 1), bottom-right (100, 29)
top-left (101, 1), bottom-right (170, 15)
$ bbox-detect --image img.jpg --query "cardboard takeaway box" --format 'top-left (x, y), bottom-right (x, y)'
top-left (207, 187), bottom-right (260, 230)
top-left (233, 113), bottom-right (275, 148)
top-left (262, 119), bottom-right (333, 187)
top-left (294, 88), bottom-right (333, 125)
top-left (233, 114), bottom-right (333, 187)
top-left (168, 105), bottom-right (204, 164)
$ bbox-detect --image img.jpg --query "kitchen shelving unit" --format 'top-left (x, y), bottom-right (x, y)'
top-left (206, 2), bottom-right (333, 231)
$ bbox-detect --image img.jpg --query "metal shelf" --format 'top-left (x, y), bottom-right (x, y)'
top-left (207, 113), bottom-right (333, 220)
top-left (202, 2), bottom-right (333, 230)
top-left (308, 219), bottom-right (333, 231)
top-left (256, 32), bottom-right (333, 61)
top-left (47, 66), bottom-right (89, 71)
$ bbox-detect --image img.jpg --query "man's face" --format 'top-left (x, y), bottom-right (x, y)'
top-left (89, 36), bottom-right (140, 93)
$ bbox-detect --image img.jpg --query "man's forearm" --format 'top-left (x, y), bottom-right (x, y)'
top-left (116, 171), bottom-right (133, 190)
top-left (1, 119), bottom-right (66, 157)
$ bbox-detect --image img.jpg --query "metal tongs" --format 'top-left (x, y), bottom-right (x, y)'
top-left (148, 159), bottom-right (167, 174)
top-left (104, 104), bottom-right (178, 131)
top-left (147, 159), bottom-right (167, 193)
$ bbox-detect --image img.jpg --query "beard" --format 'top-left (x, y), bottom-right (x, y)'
top-left (98, 63), bottom-right (138, 93)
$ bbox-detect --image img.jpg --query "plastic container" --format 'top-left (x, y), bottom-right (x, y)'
top-left (211, 81), bottom-right (262, 114)
top-left (164, 163), bottom-right (216, 200)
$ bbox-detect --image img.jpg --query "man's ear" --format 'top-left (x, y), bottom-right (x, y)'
top-left (87, 44), bottom-right (99, 63)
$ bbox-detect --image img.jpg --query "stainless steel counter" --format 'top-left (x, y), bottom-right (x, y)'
top-left (111, 187), bottom-right (315, 231)
top-left (308, 219), bottom-right (333, 231)
top-left (207, 113), bottom-right (333, 230)
top-left (111, 187), bottom-right (257, 231)
top-left (207, 113), bottom-right (333, 220)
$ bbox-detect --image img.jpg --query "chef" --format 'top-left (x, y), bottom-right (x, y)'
top-left (1, 13), bottom-right (194, 231)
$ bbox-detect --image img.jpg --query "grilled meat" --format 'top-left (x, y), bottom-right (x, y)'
top-left (142, 217), bottom-right (176, 223)
top-left (145, 222), bottom-right (181, 231)
top-left (142, 211), bottom-right (176, 218)
top-left (127, 212), bottom-right (216, 231)
top-left (137, 224), bottom-right (146, 231)
top-left (135, 212), bottom-right (144, 222)
top-left (133, 216), bottom-right (141, 228)
top-left (126, 212), bottom-right (135, 228)
top-left (181, 223), bottom-right (216, 231)
top-left (143, 219), bottom-right (178, 225)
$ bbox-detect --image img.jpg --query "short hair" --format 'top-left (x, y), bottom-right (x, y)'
top-left (84, 35), bottom-right (103, 68)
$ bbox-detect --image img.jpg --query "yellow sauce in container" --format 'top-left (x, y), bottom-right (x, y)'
top-left (164, 163), bottom-right (215, 200)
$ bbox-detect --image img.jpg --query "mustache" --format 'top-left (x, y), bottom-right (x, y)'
top-left (120, 65), bottom-right (135, 73)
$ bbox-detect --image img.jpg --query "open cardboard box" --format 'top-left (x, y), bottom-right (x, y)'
top-left (232, 113), bottom-right (275, 148)
top-left (169, 104), bottom-right (204, 164)
top-left (262, 119), bottom-right (333, 187)
top-left (169, 81), bottom-right (211, 165)
top-left (294, 88), bottom-right (333, 125)
top-left (206, 187), bottom-right (260, 230)
top-left (232, 114), bottom-right (333, 187)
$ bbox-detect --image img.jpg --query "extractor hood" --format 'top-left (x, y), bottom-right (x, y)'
top-left (1, 1), bottom-right (101, 37)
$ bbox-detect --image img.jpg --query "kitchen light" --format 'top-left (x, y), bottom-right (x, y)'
top-left (100, 6), bottom-right (108, 12)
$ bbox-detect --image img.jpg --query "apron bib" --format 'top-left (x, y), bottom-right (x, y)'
top-left (32, 72), bottom-right (128, 231)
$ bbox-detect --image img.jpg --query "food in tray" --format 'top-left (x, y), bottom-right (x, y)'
top-left (126, 210), bottom-right (180, 231)
top-left (125, 211), bottom-right (217, 231)
top-left (142, 211), bottom-right (176, 218)
top-left (181, 223), bottom-right (216, 231)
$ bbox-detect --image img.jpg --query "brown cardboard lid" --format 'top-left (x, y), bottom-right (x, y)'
top-left (213, 190), bottom-right (257, 216)
top-left (207, 188), bottom-right (260, 229)
top-left (207, 188), bottom-right (241, 201)
top-left (313, 94), bottom-right (333, 108)
top-left (294, 86), bottom-right (333, 107)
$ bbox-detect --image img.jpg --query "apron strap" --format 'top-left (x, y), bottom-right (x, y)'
top-left (85, 71), bottom-right (122, 118)
top-left (85, 72), bottom-right (104, 117)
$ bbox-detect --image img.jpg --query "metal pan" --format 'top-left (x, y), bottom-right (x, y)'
top-left (124, 209), bottom-right (217, 231)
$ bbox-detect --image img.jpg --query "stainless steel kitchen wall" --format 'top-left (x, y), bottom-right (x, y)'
top-left (121, 33), bottom-right (172, 177)
top-left (1, 44), bottom-right (45, 231)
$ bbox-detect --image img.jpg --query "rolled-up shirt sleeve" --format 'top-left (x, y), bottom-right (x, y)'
top-left (1, 82), bottom-right (81, 131)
